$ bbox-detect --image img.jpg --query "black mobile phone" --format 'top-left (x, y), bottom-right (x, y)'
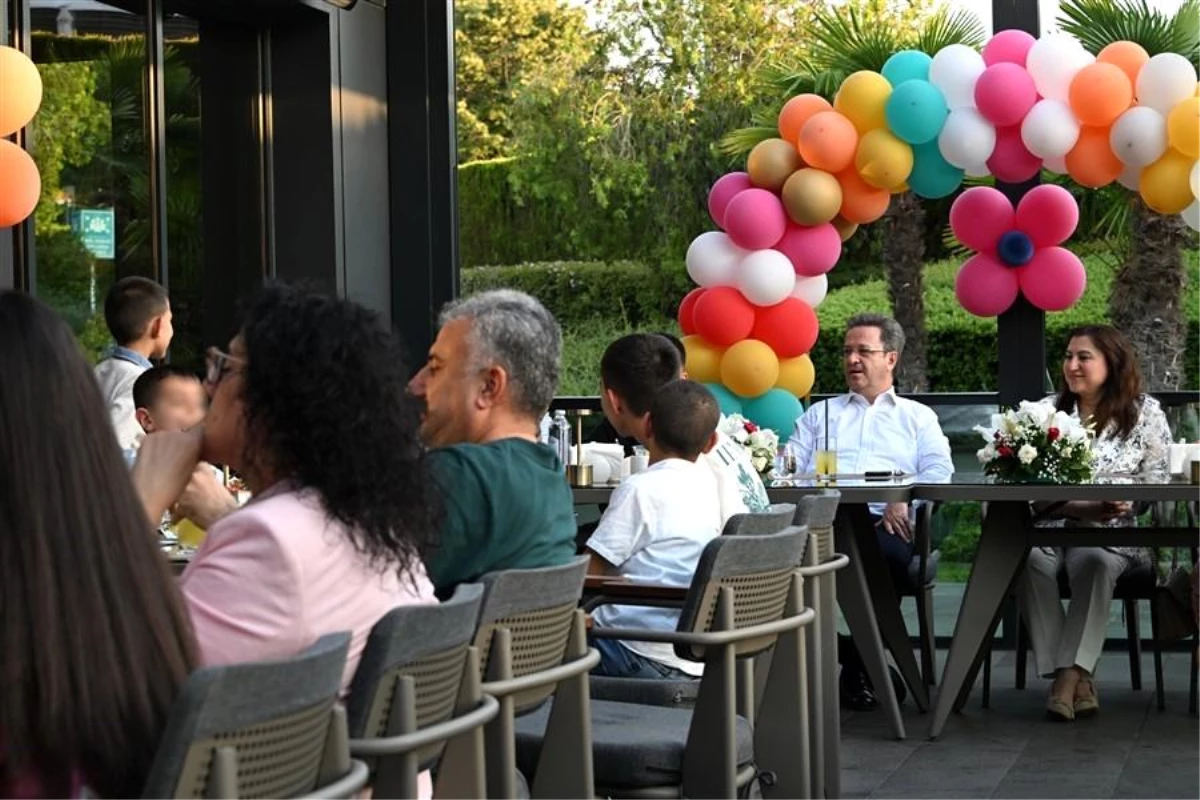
top-left (864, 471), bottom-right (893, 481)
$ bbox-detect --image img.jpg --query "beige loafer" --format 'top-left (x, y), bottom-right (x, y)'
top-left (1046, 695), bottom-right (1075, 721)
top-left (1074, 680), bottom-right (1099, 718)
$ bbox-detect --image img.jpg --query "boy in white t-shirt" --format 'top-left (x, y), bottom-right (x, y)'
top-left (586, 380), bottom-right (723, 679)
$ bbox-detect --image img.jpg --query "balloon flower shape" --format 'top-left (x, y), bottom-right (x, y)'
top-left (951, 185), bottom-right (1086, 317)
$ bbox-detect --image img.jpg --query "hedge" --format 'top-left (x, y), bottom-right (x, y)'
top-left (463, 251), bottom-right (1200, 395)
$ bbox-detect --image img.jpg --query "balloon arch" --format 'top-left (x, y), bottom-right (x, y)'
top-left (680, 30), bottom-right (1200, 437)
top-left (0, 45), bottom-right (44, 229)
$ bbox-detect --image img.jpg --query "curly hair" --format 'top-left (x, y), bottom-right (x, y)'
top-left (1055, 324), bottom-right (1144, 440)
top-left (237, 284), bottom-right (436, 575)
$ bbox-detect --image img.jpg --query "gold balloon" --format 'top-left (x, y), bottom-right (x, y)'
top-left (1167, 97), bottom-right (1199, 160)
top-left (682, 334), bottom-right (724, 384)
top-left (776, 354), bottom-right (815, 398)
top-left (721, 340), bottom-right (781, 398)
top-left (747, 138), bottom-right (803, 193)
top-left (781, 168), bottom-right (843, 226)
top-left (855, 129), bottom-right (914, 191)
top-left (1140, 148), bottom-right (1194, 214)
top-left (834, 71), bottom-right (892, 134)
top-left (831, 215), bottom-right (859, 242)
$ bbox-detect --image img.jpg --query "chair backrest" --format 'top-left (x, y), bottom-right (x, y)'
top-left (721, 502), bottom-right (797, 536)
top-left (793, 490), bottom-right (840, 562)
top-left (346, 584), bottom-right (484, 756)
top-left (142, 633), bottom-right (351, 799)
top-left (675, 526), bottom-right (808, 661)
top-left (472, 555), bottom-right (589, 710)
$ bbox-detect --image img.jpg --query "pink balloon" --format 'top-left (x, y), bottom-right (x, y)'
top-left (723, 188), bottom-right (788, 250)
top-left (1022, 247), bottom-right (1086, 311)
top-left (987, 126), bottom-right (1043, 182)
top-left (1015, 184), bottom-right (1080, 247)
top-left (774, 222), bottom-right (842, 276)
top-left (974, 63), bottom-right (1038, 127)
top-left (949, 187), bottom-right (1015, 252)
top-left (955, 253), bottom-right (1021, 317)
top-left (983, 30), bottom-right (1037, 67)
top-left (708, 172), bottom-right (755, 228)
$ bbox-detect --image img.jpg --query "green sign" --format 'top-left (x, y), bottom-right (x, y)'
top-left (70, 208), bottom-right (116, 260)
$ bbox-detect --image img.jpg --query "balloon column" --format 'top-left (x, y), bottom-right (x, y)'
top-left (0, 45), bottom-right (43, 228)
top-left (680, 29), bottom-right (1200, 434)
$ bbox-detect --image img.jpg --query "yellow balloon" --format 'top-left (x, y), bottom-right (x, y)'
top-left (1140, 148), bottom-right (1195, 214)
top-left (855, 129), bottom-right (914, 191)
top-left (835, 71), bottom-right (892, 134)
top-left (1167, 97), bottom-right (1199, 159)
top-left (682, 334), bottom-right (725, 384)
top-left (776, 354), bottom-right (815, 398)
top-left (720, 340), bottom-right (780, 399)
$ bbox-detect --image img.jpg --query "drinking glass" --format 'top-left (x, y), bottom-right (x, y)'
top-left (815, 433), bottom-right (838, 482)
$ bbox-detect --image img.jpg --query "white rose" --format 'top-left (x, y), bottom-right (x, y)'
top-left (977, 444), bottom-right (996, 463)
top-left (1018, 444), bottom-right (1038, 465)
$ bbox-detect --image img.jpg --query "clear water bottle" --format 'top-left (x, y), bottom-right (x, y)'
top-left (553, 410), bottom-right (571, 470)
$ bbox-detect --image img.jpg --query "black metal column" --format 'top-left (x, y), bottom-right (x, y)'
top-left (1, 0), bottom-right (35, 293)
top-left (993, 0), bottom-right (1045, 408)
top-left (386, 0), bottom-right (458, 363)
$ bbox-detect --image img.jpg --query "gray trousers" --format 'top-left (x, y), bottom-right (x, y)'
top-left (1018, 546), bottom-right (1131, 677)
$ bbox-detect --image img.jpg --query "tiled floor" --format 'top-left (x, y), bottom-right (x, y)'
top-left (840, 649), bottom-right (1199, 799)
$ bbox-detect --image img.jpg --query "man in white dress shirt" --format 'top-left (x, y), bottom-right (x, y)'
top-left (789, 312), bottom-right (953, 708)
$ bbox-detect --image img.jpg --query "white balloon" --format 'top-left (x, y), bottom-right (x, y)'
top-left (1026, 34), bottom-right (1094, 102)
top-left (790, 273), bottom-right (828, 308)
top-left (1118, 163), bottom-right (1143, 191)
top-left (685, 231), bottom-right (745, 288)
top-left (1192, 161), bottom-right (1199, 199)
top-left (1020, 99), bottom-right (1080, 159)
top-left (1183, 199), bottom-right (1200, 232)
top-left (929, 44), bottom-right (987, 109)
top-left (738, 249), bottom-right (796, 307)
top-left (1136, 52), bottom-right (1198, 113)
top-left (1109, 106), bottom-right (1167, 168)
top-left (1043, 155), bottom-right (1068, 174)
top-left (964, 162), bottom-right (991, 178)
top-left (938, 108), bottom-right (996, 169)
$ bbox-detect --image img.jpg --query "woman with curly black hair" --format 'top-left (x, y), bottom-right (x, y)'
top-left (134, 284), bottom-right (437, 693)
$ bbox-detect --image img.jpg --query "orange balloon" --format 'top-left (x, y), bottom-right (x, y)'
top-left (778, 94), bottom-right (833, 146)
top-left (1097, 41), bottom-right (1149, 89)
top-left (836, 168), bottom-right (890, 224)
top-left (798, 111), bottom-right (859, 172)
top-left (0, 46), bottom-right (43, 137)
top-left (0, 139), bottom-right (40, 227)
top-left (1065, 126), bottom-right (1123, 188)
top-left (1069, 62), bottom-right (1133, 127)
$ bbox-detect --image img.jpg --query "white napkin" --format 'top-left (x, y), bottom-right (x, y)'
top-left (1168, 443), bottom-right (1200, 474)
top-left (578, 443), bottom-right (625, 485)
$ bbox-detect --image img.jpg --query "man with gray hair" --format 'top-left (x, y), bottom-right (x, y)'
top-left (408, 289), bottom-right (576, 595)
top-left (788, 312), bottom-right (953, 709)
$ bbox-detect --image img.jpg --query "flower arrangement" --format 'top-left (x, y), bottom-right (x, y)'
top-left (974, 401), bottom-right (1095, 483)
top-left (720, 414), bottom-right (779, 476)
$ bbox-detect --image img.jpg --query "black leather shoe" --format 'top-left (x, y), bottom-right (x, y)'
top-left (840, 667), bottom-right (878, 711)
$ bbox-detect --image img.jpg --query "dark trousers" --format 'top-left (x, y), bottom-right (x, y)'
top-left (840, 513), bottom-right (914, 676)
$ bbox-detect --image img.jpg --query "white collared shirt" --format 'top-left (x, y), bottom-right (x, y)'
top-left (787, 388), bottom-right (953, 515)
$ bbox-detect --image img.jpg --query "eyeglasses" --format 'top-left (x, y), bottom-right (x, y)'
top-left (205, 347), bottom-right (245, 386)
top-left (842, 346), bottom-right (890, 359)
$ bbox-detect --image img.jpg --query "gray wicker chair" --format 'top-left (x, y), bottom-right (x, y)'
top-left (141, 632), bottom-right (369, 799)
top-left (586, 501), bottom-right (799, 710)
top-left (517, 527), bottom-right (815, 799)
top-left (473, 556), bottom-right (598, 799)
top-left (346, 584), bottom-right (499, 799)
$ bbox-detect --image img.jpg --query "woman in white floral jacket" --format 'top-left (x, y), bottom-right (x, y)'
top-left (1019, 325), bottom-right (1172, 722)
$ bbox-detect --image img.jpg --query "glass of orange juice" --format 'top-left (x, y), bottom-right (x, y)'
top-left (170, 517), bottom-right (207, 548)
top-left (816, 433), bottom-right (838, 483)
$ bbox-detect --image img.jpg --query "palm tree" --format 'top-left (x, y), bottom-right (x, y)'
top-left (722, 3), bottom-right (986, 392)
top-left (1058, 0), bottom-right (1200, 391)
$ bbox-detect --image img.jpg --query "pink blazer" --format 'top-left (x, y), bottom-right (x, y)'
top-left (179, 487), bottom-right (436, 694)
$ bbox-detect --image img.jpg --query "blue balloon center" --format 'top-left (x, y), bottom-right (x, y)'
top-left (997, 230), bottom-right (1034, 267)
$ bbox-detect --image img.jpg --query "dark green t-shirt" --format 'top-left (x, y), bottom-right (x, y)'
top-left (426, 437), bottom-right (576, 594)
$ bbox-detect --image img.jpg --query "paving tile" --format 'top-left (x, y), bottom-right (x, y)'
top-left (992, 772), bottom-right (1121, 799)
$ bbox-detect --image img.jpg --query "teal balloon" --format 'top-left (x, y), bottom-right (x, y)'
top-left (885, 80), bottom-right (948, 145)
top-left (704, 383), bottom-right (744, 417)
top-left (882, 50), bottom-right (932, 86)
top-left (908, 141), bottom-right (964, 199)
top-left (742, 389), bottom-right (803, 439)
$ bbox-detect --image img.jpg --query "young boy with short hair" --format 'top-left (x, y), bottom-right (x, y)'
top-left (94, 277), bottom-right (174, 450)
top-left (123, 366), bottom-right (207, 463)
top-left (585, 379), bottom-right (724, 679)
